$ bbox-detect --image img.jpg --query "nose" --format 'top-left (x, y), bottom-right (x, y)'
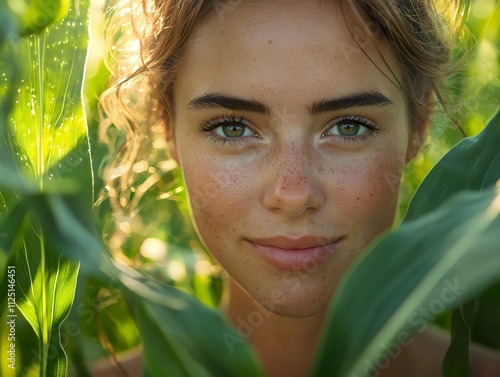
top-left (263, 141), bottom-right (324, 217)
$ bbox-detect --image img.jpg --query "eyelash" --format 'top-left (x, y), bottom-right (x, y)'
top-left (198, 114), bottom-right (380, 146)
top-left (198, 115), bottom-right (257, 146)
top-left (321, 115), bottom-right (380, 144)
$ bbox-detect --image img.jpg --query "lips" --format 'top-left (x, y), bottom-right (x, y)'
top-left (246, 235), bottom-right (343, 271)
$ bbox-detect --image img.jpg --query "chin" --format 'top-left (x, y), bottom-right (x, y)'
top-left (246, 283), bottom-right (334, 318)
top-left (267, 304), bottom-right (329, 318)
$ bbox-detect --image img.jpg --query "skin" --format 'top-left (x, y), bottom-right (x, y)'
top-left (167, 0), bottom-right (421, 375)
top-left (93, 1), bottom-right (500, 376)
top-left (170, 0), bottom-right (418, 316)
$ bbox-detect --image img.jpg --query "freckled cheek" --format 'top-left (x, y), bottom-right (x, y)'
top-left (336, 155), bottom-right (404, 232)
top-left (181, 158), bottom-right (256, 242)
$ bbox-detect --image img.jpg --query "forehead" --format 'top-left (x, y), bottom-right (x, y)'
top-left (175, 0), bottom-right (405, 112)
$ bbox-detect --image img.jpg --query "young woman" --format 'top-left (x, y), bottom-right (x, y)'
top-left (95, 0), bottom-right (500, 376)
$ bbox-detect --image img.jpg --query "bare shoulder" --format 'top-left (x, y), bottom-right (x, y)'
top-left (91, 348), bottom-right (142, 377)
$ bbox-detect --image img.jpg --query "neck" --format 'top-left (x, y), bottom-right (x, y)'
top-left (223, 279), bottom-right (326, 377)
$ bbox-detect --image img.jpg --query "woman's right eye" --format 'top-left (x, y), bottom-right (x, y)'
top-left (199, 116), bottom-right (258, 144)
top-left (214, 123), bottom-right (256, 138)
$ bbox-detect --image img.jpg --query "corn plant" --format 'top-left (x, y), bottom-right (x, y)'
top-left (0, 1), bottom-right (498, 377)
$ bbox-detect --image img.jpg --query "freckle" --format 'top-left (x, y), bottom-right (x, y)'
top-left (356, 197), bottom-right (360, 201)
top-left (268, 40), bottom-right (272, 44)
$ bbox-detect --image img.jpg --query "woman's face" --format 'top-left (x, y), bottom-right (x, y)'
top-left (170, 0), bottom-right (420, 317)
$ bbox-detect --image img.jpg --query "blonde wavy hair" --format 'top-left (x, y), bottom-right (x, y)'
top-left (99, 0), bottom-right (467, 247)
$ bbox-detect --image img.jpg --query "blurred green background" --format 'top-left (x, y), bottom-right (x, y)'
top-left (74, 0), bottom-right (500, 371)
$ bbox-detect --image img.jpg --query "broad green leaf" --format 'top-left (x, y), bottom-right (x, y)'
top-left (311, 111), bottom-right (500, 376)
top-left (0, 193), bottom-right (114, 280)
top-left (0, 0), bottom-right (91, 376)
top-left (15, 223), bottom-right (80, 377)
top-left (404, 110), bottom-right (500, 373)
top-left (0, 197), bottom-right (80, 377)
top-left (405, 110), bottom-right (500, 221)
top-left (118, 266), bottom-right (263, 377)
top-left (0, 191), bottom-right (115, 377)
top-left (4, 0), bottom-right (89, 182)
top-left (312, 186), bottom-right (500, 377)
top-left (0, 190), bottom-right (261, 376)
top-left (0, 193), bottom-right (108, 377)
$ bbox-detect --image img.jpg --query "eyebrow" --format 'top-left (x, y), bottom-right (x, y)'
top-left (188, 91), bottom-right (392, 115)
top-left (188, 93), bottom-right (272, 115)
top-left (308, 91), bottom-right (393, 114)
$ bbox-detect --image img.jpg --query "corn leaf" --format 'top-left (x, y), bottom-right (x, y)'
top-left (312, 112), bottom-right (500, 377)
top-left (441, 300), bottom-right (478, 376)
top-left (404, 110), bottom-right (500, 376)
top-left (120, 268), bottom-right (263, 377)
top-left (312, 186), bottom-right (500, 377)
top-left (405, 110), bottom-right (500, 221)
top-left (6, 1), bottom-right (89, 182)
top-left (0, 0), bottom-right (91, 376)
top-left (15, 222), bottom-right (80, 377)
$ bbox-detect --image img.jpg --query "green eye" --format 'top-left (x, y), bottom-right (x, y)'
top-left (221, 124), bottom-right (247, 138)
top-left (211, 119), bottom-right (256, 138)
top-left (199, 115), bottom-right (258, 146)
top-left (323, 116), bottom-right (378, 139)
top-left (327, 120), bottom-right (367, 137)
top-left (335, 121), bottom-right (363, 136)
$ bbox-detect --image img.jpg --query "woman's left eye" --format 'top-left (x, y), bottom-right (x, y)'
top-left (322, 116), bottom-right (379, 139)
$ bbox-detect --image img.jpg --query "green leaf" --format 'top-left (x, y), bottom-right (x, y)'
top-left (3, 0), bottom-right (89, 183)
top-left (0, 0), bottom-right (92, 376)
top-left (311, 111), bottom-right (500, 376)
top-left (0, 193), bottom-right (114, 280)
top-left (15, 225), bottom-right (80, 376)
top-left (119, 267), bottom-right (263, 377)
top-left (405, 110), bottom-right (500, 221)
top-left (404, 110), bottom-right (500, 373)
top-left (470, 282), bottom-right (500, 350)
top-left (20, 0), bottom-right (71, 37)
top-left (311, 186), bottom-right (500, 377)
top-left (441, 300), bottom-right (478, 377)
top-left (0, 195), bottom-right (83, 377)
